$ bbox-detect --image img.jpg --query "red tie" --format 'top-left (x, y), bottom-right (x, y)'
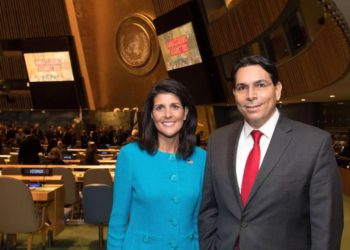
top-left (241, 130), bottom-right (263, 206)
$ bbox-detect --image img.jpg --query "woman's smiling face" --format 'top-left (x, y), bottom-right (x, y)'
top-left (151, 92), bottom-right (188, 141)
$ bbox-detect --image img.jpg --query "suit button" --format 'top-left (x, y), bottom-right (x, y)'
top-left (241, 222), bottom-right (248, 228)
top-left (143, 235), bottom-right (149, 243)
top-left (172, 196), bottom-right (179, 203)
top-left (189, 234), bottom-right (194, 240)
top-left (170, 174), bottom-right (178, 181)
top-left (169, 218), bottom-right (178, 226)
top-left (169, 241), bottom-right (177, 249)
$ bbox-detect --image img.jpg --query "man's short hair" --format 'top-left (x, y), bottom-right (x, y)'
top-left (231, 55), bottom-right (279, 88)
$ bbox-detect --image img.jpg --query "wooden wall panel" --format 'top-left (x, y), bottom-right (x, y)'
top-left (0, 0), bottom-right (72, 110)
top-left (278, 17), bottom-right (350, 98)
top-left (208, 0), bottom-right (289, 56)
top-left (0, 55), bottom-right (27, 80)
top-left (339, 167), bottom-right (350, 196)
top-left (72, 0), bottom-right (168, 109)
top-left (0, 91), bottom-right (33, 110)
top-left (0, 0), bottom-right (70, 39)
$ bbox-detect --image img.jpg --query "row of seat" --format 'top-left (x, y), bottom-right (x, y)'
top-left (0, 168), bottom-right (114, 249)
top-left (0, 177), bottom-right (49, 250)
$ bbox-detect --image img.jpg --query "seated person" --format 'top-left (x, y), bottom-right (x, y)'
top-left (44, 147), bottom-right (66, 165)
top-left (80, 141), bottom-right (100, 165)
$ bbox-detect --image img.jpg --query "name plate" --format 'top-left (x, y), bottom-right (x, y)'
top-left (21, 168), bottom-right (52, 176)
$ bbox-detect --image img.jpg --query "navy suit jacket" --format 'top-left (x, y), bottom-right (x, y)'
top-left (199, 115), bottom-right (343, 250)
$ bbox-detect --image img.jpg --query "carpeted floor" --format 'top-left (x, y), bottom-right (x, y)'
top-left (341, 195), bottom-right (350, 250)
top-left (6, 224), bottom-right (108, 250)
top-left (6, 196), bottom-right (350, 249)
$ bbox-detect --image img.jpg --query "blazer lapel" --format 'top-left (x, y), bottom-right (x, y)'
top-left (245, 116), bottom-right (293, 206)
top-left (226, 122), bottom-right (244, 210)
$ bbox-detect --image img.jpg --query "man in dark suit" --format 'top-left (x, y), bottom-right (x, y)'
top-left (199, 55), bottom-right (343, 250)
top-left (18, 127), bottom-right (42, 164)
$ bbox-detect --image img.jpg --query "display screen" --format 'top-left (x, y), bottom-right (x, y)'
top-left (157, 22), bottom-right (202, 71)
top-left (23, 51), bottom-right (74, 82)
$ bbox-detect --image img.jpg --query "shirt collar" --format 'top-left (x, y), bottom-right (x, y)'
top-left (243, 109), bottom-right (280, 139)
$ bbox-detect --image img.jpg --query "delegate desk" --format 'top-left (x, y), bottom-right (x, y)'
top-left (0, 164), bottom-right (115, 170)
top-left (63, 159), bottom-right (116, 164)
top-left (0, 164), bottom-right (116, 183)
top-left (2, 175), bottom-right (62, 182)
top-left (0, 175), bottom-right (64, 237)
top-left (67, 148), bottom-right (119, 153)
top-left (30, 184), bottom-right (65, 236)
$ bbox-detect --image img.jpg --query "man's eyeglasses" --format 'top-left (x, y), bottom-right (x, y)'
top-left (234, 80), bottom-right (274, 94)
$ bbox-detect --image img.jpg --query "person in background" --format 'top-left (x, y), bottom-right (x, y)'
top-left (108, 125), bottom-right (116, 146)
top-left (123, 128), bottom-right (139, 145)
top-left (80, 129), bottom-right (89, 148)
top-left (44, 147), bottom-right (66, 165)
top-left (80, 141), bottom-right (100, 165)
top-left (32, 122), bottom-right (45, 143)
top-left (0, 124), bottom-right (4, 153)
top-left (199, 55), bottom-right (343, 250)
top-left (5, 124), bottom-right (16, 147)
top-left (97, 126), bottom-right (109, 148)
top-left (107, 78), bottom-right (206, 249)
top-left (46, 125), bottom-right (58, 155)
top-left (115, 126), bottom-right (128, 146)
top-left (87, 130), bottom-right (98, 145)
top-left (56, 140), bottom-right (68, 155)
top-left (195, 130), bottom-right (204, 146)
top-left (15, 127), bottom-right (25, 147)
top-left (18, 127), bottom-right (42, 164)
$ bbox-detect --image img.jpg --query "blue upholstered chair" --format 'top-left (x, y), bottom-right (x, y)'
top-left (83, 183), bottom-right (113, 248)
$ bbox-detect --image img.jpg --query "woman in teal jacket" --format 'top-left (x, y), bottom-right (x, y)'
top-left (107, 79), bottom-right (206, 250)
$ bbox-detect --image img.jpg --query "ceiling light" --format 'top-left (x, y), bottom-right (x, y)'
top-left (301, 98), bottom-right (306, 102)
top-left (329, 95), bottom-right (335, 98)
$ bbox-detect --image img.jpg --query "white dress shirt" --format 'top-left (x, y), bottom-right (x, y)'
top-left (236, 109), bottom-right (280, 192)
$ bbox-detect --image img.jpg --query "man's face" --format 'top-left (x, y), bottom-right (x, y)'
top-left (233, 65), bottom-right (282, 129)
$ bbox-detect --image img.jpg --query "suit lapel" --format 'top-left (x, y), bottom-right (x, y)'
top-left (226, 122), bottom-right (244, 210)
top-left (245, 116), bottom-right (293, 207)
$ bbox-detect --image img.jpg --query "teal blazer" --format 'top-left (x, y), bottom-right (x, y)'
top-left (107, 142), bottom-right (206, 250)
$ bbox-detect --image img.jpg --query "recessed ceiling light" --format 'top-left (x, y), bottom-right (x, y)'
top-left (329, 95), bottom-right (335, 98)
top-left (278, 101), bottom-right (283, 104)
top-left (301, 98), bottom-right (306, 102)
